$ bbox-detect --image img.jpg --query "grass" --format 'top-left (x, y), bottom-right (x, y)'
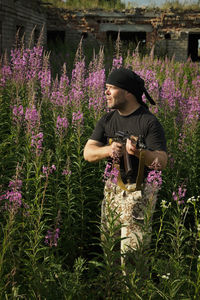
top-left (41, 0), bottom-right (200, 11)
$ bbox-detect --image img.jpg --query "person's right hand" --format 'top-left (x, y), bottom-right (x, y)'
top-left (110, 142), bottom-right (123, 158)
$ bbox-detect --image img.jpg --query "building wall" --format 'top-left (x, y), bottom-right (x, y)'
top-left (0, 0), bottom-right (46, 54)
top-left (0, 2), bottom-right (200, 62)
top-left (55, 8), bottom-right (200, 62)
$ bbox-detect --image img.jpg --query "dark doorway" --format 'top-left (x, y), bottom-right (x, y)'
top-left (188, 33), bottom-right (200, 62)
top-left (106, 31), bottom-right (146, 51)
top-left (47, 30), bottom-right (65, 45)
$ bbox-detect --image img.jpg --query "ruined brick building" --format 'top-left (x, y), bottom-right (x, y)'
top-left (1, 0), bottom-right (200, 62)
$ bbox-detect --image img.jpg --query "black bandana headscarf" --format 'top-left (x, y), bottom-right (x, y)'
top-left (106, 67), bottom-right (156, 107)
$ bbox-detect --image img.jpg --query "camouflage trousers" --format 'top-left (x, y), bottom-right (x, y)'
top-left (101, 180), bottom-right (158, 256)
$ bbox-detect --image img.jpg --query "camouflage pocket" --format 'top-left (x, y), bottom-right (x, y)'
top-left (132, 201), bottom-right (145, 221)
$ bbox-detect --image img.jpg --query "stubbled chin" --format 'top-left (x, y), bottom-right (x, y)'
top-left (107, 102), bottom-right (113, 108)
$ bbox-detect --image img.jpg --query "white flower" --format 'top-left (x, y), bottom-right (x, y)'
top-left (187, 196), bottom-right (196, 204)
top-left (161, 200), bottom-right (171, 209)
top-left (161, 274), bottom-right (170, 280)
top-left (187, 196), bottom-right (200, 204)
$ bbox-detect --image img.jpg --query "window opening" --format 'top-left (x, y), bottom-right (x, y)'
top-left (188, 33), bottom-right (200, 62)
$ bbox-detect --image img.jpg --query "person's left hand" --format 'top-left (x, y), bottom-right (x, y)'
top-left (126, 139), bottom-right (137, 155)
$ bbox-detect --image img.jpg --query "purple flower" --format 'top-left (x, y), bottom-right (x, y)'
top-left (10, 47), bottom-right (43, 83)
top-left (59, 67), bottom-right (70, 90)
top-left (39, 68), bottom-right (51, 97)
top-left (1, 179), bottom-right (23, 213)
top-left (51, 165), bottom-right (56, 172)
top-left (186, 96), bottom-right (200, 124)
top-left (56, 115), bottom-right (68, 136)
top-left (72, 111), bottom-right (84, 128)
top-left (0, 65), bottom-right (12, 86)
top-left (42, 166), bottom-right (48, 175)
top-left (31, 132), bottom-right (43, 155)
top-left (8, 179), bottom-right (22, 190)
top-left (13, 104), bottom-right (24, 116)
top-left (172, 185), bottom-right (187, 205)
top-left (50, 87), bottom-right (68, 107)
top-left (146, 170), bottom-right (162, 189)
top-left (45, 228), bottom-right (60, 247)
top-left (6, 191), bottom-right (22, 208)
top-left (112, 56), bottom-right (123, 69)
top-left (62, 169), bottom-right (71, 176)
top-left (42, 164), bottom-right (56, 176)
top-left (70, 60), bottom-right (85, 107)
top-left (103, 162), bottom-right (119, 184)
top-left (25, 105), bottom-right (39, 128)
top-left (71, 60), bottom-right (85, 90)
top-left (85, 68), bottom-right (106, 118)
top-left (160, 77), bottom-right (181, 111)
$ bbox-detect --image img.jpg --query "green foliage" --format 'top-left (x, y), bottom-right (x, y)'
top-left (41, 0), bottom-right (200, 10)
top-left (160, 0), bottom-right (200, 11)
top-left (41, 0), bottom-right (125, 10)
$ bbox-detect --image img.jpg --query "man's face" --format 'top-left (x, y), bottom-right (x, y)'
top-left (105, 84), bottom-right (127, 109)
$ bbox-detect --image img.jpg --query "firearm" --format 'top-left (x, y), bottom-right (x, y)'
top-left (112, 131), bottom-right (147, 181)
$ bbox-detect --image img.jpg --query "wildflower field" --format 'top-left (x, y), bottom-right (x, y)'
top-left (0, 41), bottom-right (200, 299)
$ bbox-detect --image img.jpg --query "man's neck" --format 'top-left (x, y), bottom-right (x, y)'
top-left (117, 103), bottom-right (141, 116)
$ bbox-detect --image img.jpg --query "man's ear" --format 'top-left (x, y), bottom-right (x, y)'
top-left (126, 91), bottom-right (136, 101)
top-left (125, 90), bottom-right (131, 98)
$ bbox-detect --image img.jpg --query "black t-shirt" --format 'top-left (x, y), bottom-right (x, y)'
top-left (90, 106), bottom-right (167, 183)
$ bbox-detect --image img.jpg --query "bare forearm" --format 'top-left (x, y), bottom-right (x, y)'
top-left (84, 140), bottom-right (124, 162)
top-left (135, 149), bottom-right (168, 170)
top-left (84, 144), bottom-right (111, 162)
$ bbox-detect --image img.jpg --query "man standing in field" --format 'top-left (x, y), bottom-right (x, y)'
top-left (83, 67), bottom-right (167, 266)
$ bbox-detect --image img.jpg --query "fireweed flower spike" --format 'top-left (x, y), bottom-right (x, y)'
top-left (103, 162), bottom-right (119, 185)
top-left (85, 68), bottom-right (106, 118)
top-left (72, 111), bottom-right (84, 129)
top-left (12, 105), bottom-right (24, 124)
top-left (42, 164), bottom-right (56, 177)
top-left (25, 105), bottom-right (44, 156)
top-left (25, 105), bottom-right (39, 130)
top-left (38, 52), bottom-right (51, 98)
top-left (59, 64), bottom-right (70, 91)
top-left (172, 185), bottom-right (187, 205)
top-left (103, 153), bottom-right (120, 185)
top-left (50, 76), bottom-right (69, 107)
top-left (62, 169), bottom-right (71, 176)
top-left (0, 179), bottom-right (23, 213)
top-left (160, 77), bottom-right (182, 111)
top-left (112, 56), bottom-right (123, 69)
top-left (50, 65), bottom-right (70, 107)
top-left (56, 115), bottom-right (68, 137)
top-left (146, 170), bottom-right (162, 190)
top-left (31, 132), bottom-right (43, 155)
top-left (10, 47), bottom-right (44, 83)
top-left (45, 211), bottom-right (61, 247)
top-left (26, 46), bottom-right (43, 81)
top-left (144, 170), bottom-right (163, 208)
top-left (0, 64), bottom-right (12, 87)
top-left (45, 228), bottom-right (60, 247)
top-left (70, 60), bottom-right (85, 108)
